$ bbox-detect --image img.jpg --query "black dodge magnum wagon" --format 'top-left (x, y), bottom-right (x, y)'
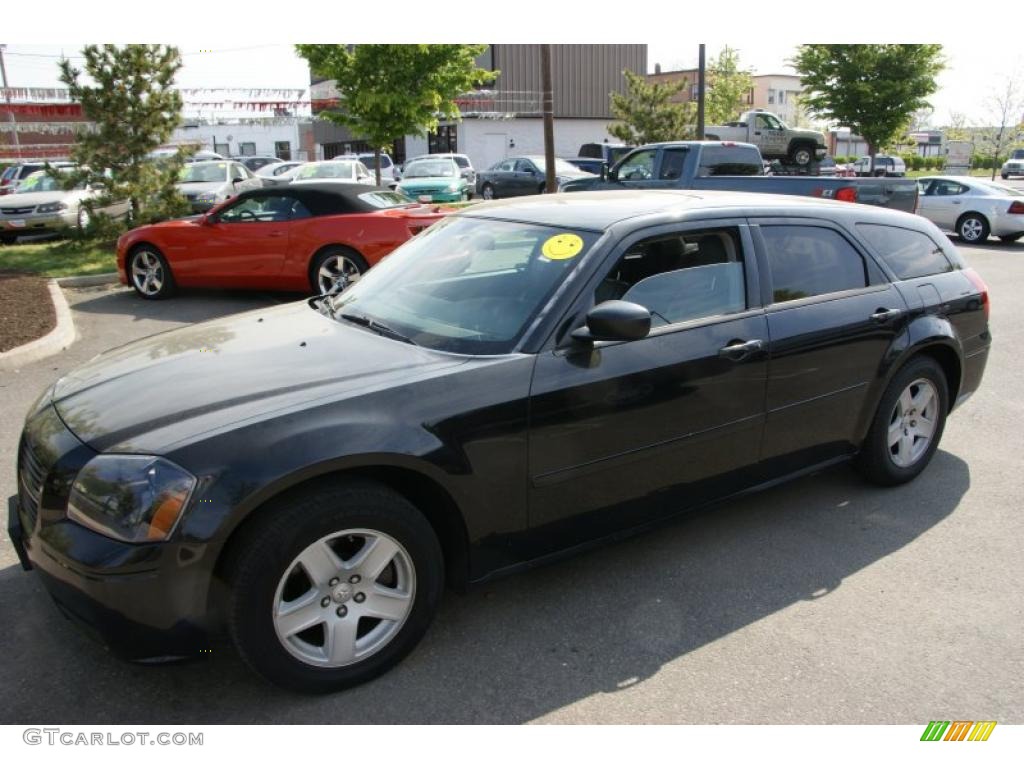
top-left (10, 190), bottom-right (991, 692)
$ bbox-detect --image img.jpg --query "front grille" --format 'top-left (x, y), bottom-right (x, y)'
top-left (18, 436), bottom-right (48, 528)
top-left (0, 205), bottom-right (36, 215)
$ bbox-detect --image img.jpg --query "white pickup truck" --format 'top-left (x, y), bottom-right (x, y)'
top-left (704, 109), bottom-right (827, 168)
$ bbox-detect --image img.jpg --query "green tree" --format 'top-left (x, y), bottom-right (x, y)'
top-left (705, 47), bottom-right (754, 125)
top-left (58, 44), bottom-right (190, 228)
top-left (295, 44), bottom-right (496, 185)
top-left (792, 45), bottom-right (944, 172)
top-left (608, 70), bottom-right (695, 145)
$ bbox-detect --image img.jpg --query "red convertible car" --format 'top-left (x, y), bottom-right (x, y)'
top-left (116, 184), bottom-right (451, 299)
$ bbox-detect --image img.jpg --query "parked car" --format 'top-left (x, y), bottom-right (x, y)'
top-left (148, 148), bottom-right (225, 163)
top-left (705, 110), bottom-right (827, 167)
top-left (10, 190), bottom-right (990, 692)
top-left (176, 160), bottom-right (262, 212)
top-left (352, 153), bottom-right (400, 183)
top-left (291, 160), bottom-right (375, 187)
top-left (816, 156), bottom-right (839, 176)
top-left (915, 176), bottom-right (1024, 243)
top-left (561, 141), bottom-right (920, 212)
top-left (396, 157), bottom-right (471, 202)
top-left (232, 156), bottom-right (284, 172)
top-left (255, 161), bottom-right (304, 187)
top-left (1, 161), bottom-right (73, 196)
top-left (403, 153), bottom-right (476, 186)
top-left (0, 168), bottom-right (130, 245)
top-left (852, 155), bottom-right (907, 177)
top-left (1000, 148), bottom-right (1024, 179)
top-left (476, 155), bottom-right (595, 199)
top-left (114, 184), bottom-right (447, 299)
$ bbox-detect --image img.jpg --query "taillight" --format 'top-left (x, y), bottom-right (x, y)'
top-left (1008, 201), bottom-right (1024, 214)
top-left (963, 268), bottom-right (990, 321)
top-left (835, 187), bottom-right (858, 203)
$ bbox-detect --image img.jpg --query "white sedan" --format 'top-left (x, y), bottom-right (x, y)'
top-left (915, 176), bottom-right (1024, 244)
top-left (289, 160), bottom-right (376, 186)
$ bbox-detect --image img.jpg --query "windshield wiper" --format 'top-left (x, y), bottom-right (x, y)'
top-left (340, 312), bottom-right (418, 346)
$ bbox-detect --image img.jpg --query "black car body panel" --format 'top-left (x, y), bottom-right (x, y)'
top-left (11, 190), bottom-right (990, 659)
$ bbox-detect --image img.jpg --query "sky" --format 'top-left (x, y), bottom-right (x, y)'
top-left (2, 41), bottom-right (1021, 128)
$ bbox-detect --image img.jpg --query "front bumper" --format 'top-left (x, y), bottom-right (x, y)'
top-left (12, 406), bottom-right (216, 660)
top-left (398, 189), bottom-right (464, 202)
top-left (0, 211), bottom-right (75, 234)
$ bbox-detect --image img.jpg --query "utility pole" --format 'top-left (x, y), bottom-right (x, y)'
top-left (541, 44), bottom-right (556, 194)
top-left (0, 44), bottom-right (22, 160)
top-left (696, 44), bottom-right (706, 140)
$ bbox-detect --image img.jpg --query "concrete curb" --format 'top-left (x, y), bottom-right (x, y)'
top-left (56, 272), bottom-right (120, 288)
top-left (0, 280), bottom-right (77, 372)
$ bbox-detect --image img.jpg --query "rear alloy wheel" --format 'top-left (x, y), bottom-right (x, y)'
top-left (856, 357), bottom-right (948, 486)
top-left (129, 246), bottom-right (175, 300)
top-left (481, 183), bottom-right (495, 200)
top-left (957, 213), bottom-right (990, 244)
top-left (226, 479), bottom-right (444, 693)
top-left (311, 247), bottom-right (369, 296)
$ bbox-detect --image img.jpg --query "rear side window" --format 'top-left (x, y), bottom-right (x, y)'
top-left (761, 225), bottom-right (867, 303)
top-left (856, 224), bottom-right (953, 279)
top-left (697, 146), bottom-right (762, 176)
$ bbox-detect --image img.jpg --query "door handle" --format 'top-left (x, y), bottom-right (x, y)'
top-left (870, 308), bottom-right (903, 323)
top-left (718, 339), bottom-right (764, 360)
top-left (268, 231), bottom-right (285, 238)
top-left (951, 200), bottom-right (962, 204)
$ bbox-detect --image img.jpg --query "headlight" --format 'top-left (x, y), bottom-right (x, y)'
top-left (36, 201), bottom-right (68, 213)
top-left (196, 192), bottom-right (220, 202)
top-left (68, 455), bottom-right (197, 543)
top-left (447, 182), bottom-right (460, 192)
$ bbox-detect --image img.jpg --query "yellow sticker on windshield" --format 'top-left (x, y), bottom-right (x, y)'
top-left (542, 233), bottom-right (584, 260)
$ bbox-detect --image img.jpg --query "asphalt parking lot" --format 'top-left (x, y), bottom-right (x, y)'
top-left (1, 237), bottom-right (1022, 725)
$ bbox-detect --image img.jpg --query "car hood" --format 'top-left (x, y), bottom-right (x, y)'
top-left (51, 301), bottom-right (468, 453)
top-left (0, 189), bottom-right (85, 207)
top-left (175, 181), bottom-right (228, 195)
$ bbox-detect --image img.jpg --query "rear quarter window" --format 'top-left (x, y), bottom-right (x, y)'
top-left (856, 224), bottom-right (953, 279)
top-left (698, 146), bottom-right (762, 176)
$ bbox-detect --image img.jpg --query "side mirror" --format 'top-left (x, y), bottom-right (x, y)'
top-left (571, 300), bottom-right (651, 343)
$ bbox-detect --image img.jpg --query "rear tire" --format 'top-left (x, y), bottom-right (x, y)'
top-left (128, 245), bottom-right (176, 300)
top-left (481, 183), bottom-right (495, 200)
top-left (225, 479), bottom-right (444, 694)
top-left (956, 213), bottom-right (990, 244)
top-left (310, 246), bottom-right (369, 296)
top-left (856, 356), bottom-right (948, 486)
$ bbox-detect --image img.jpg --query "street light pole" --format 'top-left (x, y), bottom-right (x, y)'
top-left (0, 44), bottom-right (23, 160)
top-left (541, 44), bottom-right (556, 194)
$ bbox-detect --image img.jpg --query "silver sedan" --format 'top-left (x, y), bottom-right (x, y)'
top-left (915, 176), bottom-right (1024, 244)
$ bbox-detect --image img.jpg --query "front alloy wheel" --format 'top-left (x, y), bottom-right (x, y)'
top-left (77, 206), bottom-right (91, 231)
top-left (273, 529), bottom-right (416, 668)
top-left (226, 479), bottom-right (444, 693)
top-left (129, 247), bottom-right (174, 299)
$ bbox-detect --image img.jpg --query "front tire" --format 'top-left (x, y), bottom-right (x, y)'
top-left (789, 144), bottom-right (814, 167)
top-left (0, 234), bottom-right (16, 246)
top-left (225, 479), bottom-right (444, 693)
top-left (856, 356), bottom-right (948, 486)
top-left (128, 245), bottom-right (175, 299)
top-left (481, 183), bottom-right (495, 200)
top-left (957, 213), bottom-right (990, 244)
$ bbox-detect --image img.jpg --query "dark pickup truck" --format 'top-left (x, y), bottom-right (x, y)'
top-left (560, 141), bottom-right (919, 212)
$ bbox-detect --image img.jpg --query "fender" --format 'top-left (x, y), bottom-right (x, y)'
top-left (851, 313), bottom-right (963, 445)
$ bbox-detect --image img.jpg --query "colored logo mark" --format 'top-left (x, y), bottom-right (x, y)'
top-left (920, 720), bottom-right (996, 742)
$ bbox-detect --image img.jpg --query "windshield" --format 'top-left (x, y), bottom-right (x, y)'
top-left (327, 216), bottom-right (601, 354)
top-left (296, 162), bottom-right (355, 180)
top-left (179, 163), bottom-right (229, 183)
top-left (358, 154), bottom-right (391, 168)
top-left (1011, 150), bottom-right (1024, 159)
top-left (528, 157), bottom-right (584, 175)
top-left (17, 171), bottom-right (82, 193)
top-left (358, 191), bottom-right (416, 208)
top-left (403, 159), bottom-right (457, 178)
top-left (978, 181), bottom-right (1024, 197)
